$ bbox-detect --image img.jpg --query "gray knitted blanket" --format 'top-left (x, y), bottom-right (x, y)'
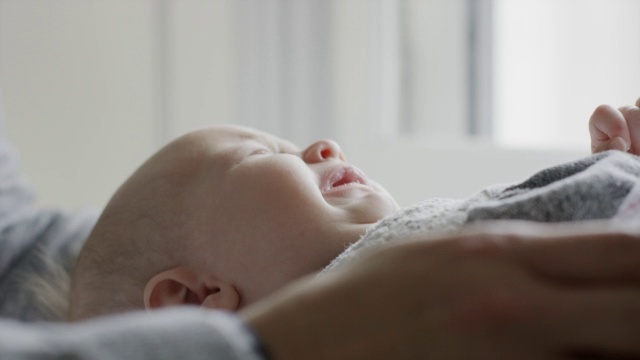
top-left (323, 150), bottom-right (640, 273)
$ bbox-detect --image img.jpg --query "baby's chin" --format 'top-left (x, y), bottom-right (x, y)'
top-left (375, 194), bottom-right (401, 220)
top-left (320, 180), bottom-right (398, 225)
top-left (371, 183), bottom-right (400, 212)
top-left (355, 191), bottom-right (400, 225)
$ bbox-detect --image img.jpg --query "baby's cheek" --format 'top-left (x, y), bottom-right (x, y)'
top-left (372, 182), bottom-right (399, 206)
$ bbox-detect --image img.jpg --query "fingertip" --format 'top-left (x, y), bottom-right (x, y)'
top-left (589, 104), bottom-right (619, 133)
top-left (590, 104), bottom-right (615, 123)
top-left (609, 137), bottom-right (630, 152)
top-left (592, 137), bottom-right (630, 154)
top-left (592, 142), bottom-right (610, 154)
top-left (636, 97), bottom-right (640, 107)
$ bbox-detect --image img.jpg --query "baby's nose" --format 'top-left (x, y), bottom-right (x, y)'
top-left (303, 139), bottom-right (346, 163)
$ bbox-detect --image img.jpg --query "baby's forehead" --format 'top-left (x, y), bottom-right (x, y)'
top-left (194, 125), bottom-right (298, 152)
top-left (181, 125), bottom-right (298, 164)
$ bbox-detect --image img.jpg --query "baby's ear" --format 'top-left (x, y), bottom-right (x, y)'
top-left (143, 267), bottom-right (240, 311)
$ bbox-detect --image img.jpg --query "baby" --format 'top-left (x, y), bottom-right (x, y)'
top-left (68, 97), bottom-right (640, 321)
top-left (69, 126), bottom-right (399, 320)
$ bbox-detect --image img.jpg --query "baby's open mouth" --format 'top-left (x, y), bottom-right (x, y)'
top-left (322, 166), bottom-right (368, 193)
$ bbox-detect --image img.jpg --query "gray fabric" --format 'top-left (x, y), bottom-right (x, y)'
top-left (0, 207), bottom-right (99, 320)
top-left (323, 150), bottom-right (640, 273)
top-left (0, 309), bottom-right (265, 360)
top-left (0, 106), bottom-right (265, 360)
top-left (322, 184), bottom-right (508, 273)
top-left (467, 151), bottom-right (640, 223)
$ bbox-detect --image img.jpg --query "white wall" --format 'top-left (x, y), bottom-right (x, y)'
top-left (494, 0), bottom-right (640, 149)
top-left (0, 1), bottom-right (158, 208)
top-left (329, 0), bottom-right (585, 205)
top-left (0, 0), bottom-right (587, 210)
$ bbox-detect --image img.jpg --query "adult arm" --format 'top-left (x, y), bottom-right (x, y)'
top-left (243, 220), bottom-right (640, 360)
top-left (0, 221), bottom-right (639, 359)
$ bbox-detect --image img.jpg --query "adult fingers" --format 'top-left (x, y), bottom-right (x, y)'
top-left (403, 231), bottom-right (640, 359)
top-left (518, 225), bottom-right (640, 284)
top-left (589, 104), bottom-right (630, 153)
top-left (542, 286), bottom-right (640, 358)
top-left (619, 104), bottom-right (640, 155)
top-left (464, 221), bottom-right (640, 284)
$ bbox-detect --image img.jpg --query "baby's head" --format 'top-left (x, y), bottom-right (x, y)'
top-left (69, 125), bottom-right (398, 321)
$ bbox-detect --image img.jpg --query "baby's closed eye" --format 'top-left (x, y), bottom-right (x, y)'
top-left (250, 148), bottom-right (271, 156)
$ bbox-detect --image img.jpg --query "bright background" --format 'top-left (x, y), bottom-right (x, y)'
top-left (0, 0), bottom-right (638, 209)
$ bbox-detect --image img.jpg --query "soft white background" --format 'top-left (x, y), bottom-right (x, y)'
top-left (0, 0), bottom-right (637, 209)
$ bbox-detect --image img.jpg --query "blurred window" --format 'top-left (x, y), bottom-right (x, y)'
top-left (491, 0), bottom-right (640, 150)
top-left (396, 0), bottom-right (640, 150)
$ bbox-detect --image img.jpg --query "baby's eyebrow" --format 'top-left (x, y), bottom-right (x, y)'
top-left (252, 135), bottom-right (281, 153)
top-left (280, 140), bottom-right (301, 153)
top-left (219, 146), bottom-right (247, 169)
top-left (263, 137), bottom-right (300, 154)
top-left (241, 130), bottom-right (301, 154)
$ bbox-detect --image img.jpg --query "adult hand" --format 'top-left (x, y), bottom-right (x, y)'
top-left (242, 221), bottom-right (640, 360)
top-left (589, 97), bottom-right (640, 154)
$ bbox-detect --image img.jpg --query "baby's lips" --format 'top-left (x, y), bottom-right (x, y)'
top-left (321, 165), bottom-right (369, 192)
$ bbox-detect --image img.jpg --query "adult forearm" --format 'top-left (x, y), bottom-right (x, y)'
top-left (244, 223), bottom-right (640, 359)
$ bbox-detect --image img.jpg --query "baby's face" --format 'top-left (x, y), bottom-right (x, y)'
top-left (170, 126), bottom-right (398, 305)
